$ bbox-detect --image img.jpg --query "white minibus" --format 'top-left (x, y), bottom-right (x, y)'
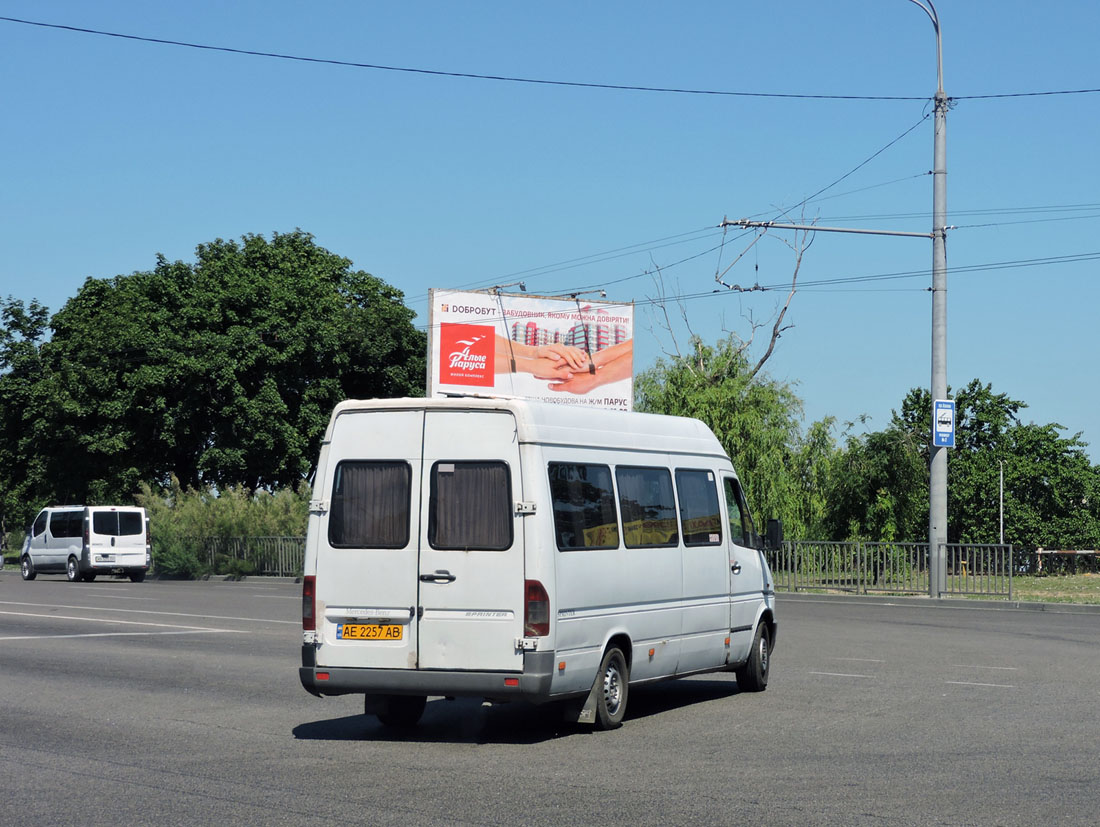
top-left (299, 397), bottom-right (779, 729)
top-left (22, 505), bottom-right (151, 582)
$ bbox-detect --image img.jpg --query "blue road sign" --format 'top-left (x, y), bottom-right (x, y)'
top-left (933, 399), bottom-right (955, 448)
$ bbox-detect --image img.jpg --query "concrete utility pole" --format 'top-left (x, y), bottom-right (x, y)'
top-left (729, 2), bottom-right (951, 598)
top-left (910, 0), bottom-right (948, 597)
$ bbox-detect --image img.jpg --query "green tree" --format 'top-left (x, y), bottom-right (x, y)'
top-left (8, 231), bottom-right (425, 509)
top-left (0, 297), bottom-right (51, 532)
top-left (825, 425), bottom-right (927, 542)
top-left (635, 334), bottom-right (836, 538)
top-left (846, 380), bottom-right (1100, 548)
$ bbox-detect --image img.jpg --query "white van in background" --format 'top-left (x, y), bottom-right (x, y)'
top-left (299, 397), bottom-right (780, 729)
top-left (21, 505), bottom-right (151, 583)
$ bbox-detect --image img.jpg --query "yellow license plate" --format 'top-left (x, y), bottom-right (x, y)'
top-left (337, 623), bottom-right (404, 641)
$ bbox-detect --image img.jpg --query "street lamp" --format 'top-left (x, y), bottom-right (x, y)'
top-left (909, 0), bottom-right (949, 597)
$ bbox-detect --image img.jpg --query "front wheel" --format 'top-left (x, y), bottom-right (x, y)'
top-left (735, 622), bottom-right (772, 692)
top-left (66, 556), bottom-right (82, 582)
top-left (595, 647), bottom-right (629, 729)
top-left (21, 556), bottom-right (36, 581)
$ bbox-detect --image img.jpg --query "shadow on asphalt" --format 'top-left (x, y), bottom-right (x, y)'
top-left (292, 674), bottom-right (744, 744)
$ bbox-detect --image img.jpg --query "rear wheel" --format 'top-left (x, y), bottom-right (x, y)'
top-left (20, 556), bottom-right (36, 581)
top-left (735, 622), bottom-right (771, 692)
top-left (84, 572), bottom-right (97, 582)
top-left (373, 694), bottom-right (427, 729)
top-left (129, 570), bottom-right (146, 583)
top-left (66, 556), bottom-right (81, 582)
top-left (595, 646), bottom-right (629, 729)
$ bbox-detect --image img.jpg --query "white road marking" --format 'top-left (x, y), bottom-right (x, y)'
top-left (808, 671), bottom-right (874, 679)
top-left (249, 594), bottom-right (300, 600)
top-left (0, 600), bottom-right (297, 625)
top-left (950, 664), bottom-right (1018, 671)
top-left (0, 609), bottom-right (239, 636)
top-left (945, 680), bottom-right (1015, 689)
top-left (0, 629), bottom-right (242, 641)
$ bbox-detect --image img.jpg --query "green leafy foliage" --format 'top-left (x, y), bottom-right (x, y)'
top-left (0, 297), bottom-right (50, 533)
top-left (635, 335), bottom-right (837, 539)
top-left (135, 477), bottom-right (309, 576)
top-left (837, 380), bottom-right (1100, 547)
top-left (825, 425), bottom-right (928, 542)
top-left (0, 231), bottom-right (425, 528)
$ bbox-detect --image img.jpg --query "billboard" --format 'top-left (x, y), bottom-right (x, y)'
top-left (428, 289), bottom-right (634, 410)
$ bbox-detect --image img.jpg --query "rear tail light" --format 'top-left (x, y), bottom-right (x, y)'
top-left (303, 575), bottom-right (317, 631)
top-left (524, 579), bottom-right (549, 636)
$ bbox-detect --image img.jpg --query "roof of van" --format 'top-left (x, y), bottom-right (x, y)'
top-left (328, 396), bottom-right (730, 461)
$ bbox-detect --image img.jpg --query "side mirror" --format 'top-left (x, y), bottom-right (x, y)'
top-left (765, 519), bottom-right (784, 551)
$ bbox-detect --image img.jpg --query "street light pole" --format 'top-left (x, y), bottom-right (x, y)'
top-left (910, 0), bottom-right (949, 597)
top-left (999, 460), bottom-right (1005, 546)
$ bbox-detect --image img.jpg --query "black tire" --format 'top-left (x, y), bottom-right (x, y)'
top-left (374, 695), bottom-right (427, 729)
top-left (735, 622), bottom-right (772, 692)
top-left (595, 646), bottom-right (629, 729)
top-left (66, 556), bottom-right (82, 582)
top-left (84, 572), bottom-right (97, 582)
top-left (129, 570), bottom-right (146, 583)
top-left (20, 556), bottom-right (36, 581)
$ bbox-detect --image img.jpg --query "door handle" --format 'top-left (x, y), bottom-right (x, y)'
top-left (420, 570), bottom-right (456, 584)
top-left (731, 562), bottom-right (742, 575)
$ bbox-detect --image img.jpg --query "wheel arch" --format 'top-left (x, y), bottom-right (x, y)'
top-left (603, 632), bottom-right (633, 671)
top-left (756, 605), bottom-right (777, 649)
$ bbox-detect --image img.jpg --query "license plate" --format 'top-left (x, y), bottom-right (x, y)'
top-left (337, 623), bottom-right (404, 641)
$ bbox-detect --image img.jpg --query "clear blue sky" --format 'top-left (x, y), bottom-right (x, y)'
top-left (2, 1), bottom-right (1098, 459)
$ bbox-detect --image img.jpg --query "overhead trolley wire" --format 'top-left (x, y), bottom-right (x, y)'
top-left (5, 16), bottom-right (1098, 102)
top-left (411, 250), bottom-right (1100, 334)
top-left (0, 16), bottom-right (928, 100)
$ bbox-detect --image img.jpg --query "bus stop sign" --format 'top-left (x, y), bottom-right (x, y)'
top-left (933, 399), bottom-right (955, 448)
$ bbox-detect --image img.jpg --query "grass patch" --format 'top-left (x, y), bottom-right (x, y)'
top-left (1009, 573), bottom-right (1100, 605)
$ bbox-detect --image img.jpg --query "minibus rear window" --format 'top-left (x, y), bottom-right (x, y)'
top-left (675, 469), bottom-right (722, 546)
top-left (549, 463), bottom-right (619, 551)
top-left (616, 467), bottom-right (679, 548)
top-left (329, 461), bottom-right (411, 548)
top-left (428, 461), bottom-right (512, 551)
top-left (92, 511), bottom-right (144, 536)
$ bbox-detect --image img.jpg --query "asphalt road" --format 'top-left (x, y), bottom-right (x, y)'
top-left (1, 574), bottom-right (1097, 826)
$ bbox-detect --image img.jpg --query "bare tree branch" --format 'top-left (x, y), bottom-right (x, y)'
top-left (749, 223), bottom-right (813, 379)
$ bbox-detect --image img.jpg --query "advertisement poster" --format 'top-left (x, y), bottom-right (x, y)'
top-left (428, 289), bottom-right (634, 411)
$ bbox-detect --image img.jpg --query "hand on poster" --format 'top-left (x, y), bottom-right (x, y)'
top-left (495, 336), bottom-right (590, 380)
top-left (548, 340), bottom-right (632, 395)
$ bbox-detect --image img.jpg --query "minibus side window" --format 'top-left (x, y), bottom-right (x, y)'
top-left (616, 466), bottom-right (678, 548)
top-left (51, 511), bottom-right (82, 539)
top-left (723, 478), bottom-right (754, 547)
top-left (329, 461), bottom-right (411, 549)
top-left (32, 511), bottom-right (47, 537)
top-left (549, 462), bottom-right (619, 551)
top-left (675, 469), bottom-right (722, 546)
top-left (428, 461), bottom-right (512, 551)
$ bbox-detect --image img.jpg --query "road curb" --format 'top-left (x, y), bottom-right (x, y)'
top-left (778, 589), bottom-right (1100, 614)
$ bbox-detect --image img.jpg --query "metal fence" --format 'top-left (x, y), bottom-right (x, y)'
top-left (186, 535), bottom-right (1017, 594)
top-left (202, 536), bottom-right (305, 577)
top-left (942, 543), bottom-right (1014, 597)
top-left (767, 541), bottom-right (1015, 599)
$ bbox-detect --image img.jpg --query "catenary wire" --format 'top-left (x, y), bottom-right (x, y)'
top-left (5, 16), bottom-right (1098, 102)
top-left (0, 16), bottom-right (928, 101)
